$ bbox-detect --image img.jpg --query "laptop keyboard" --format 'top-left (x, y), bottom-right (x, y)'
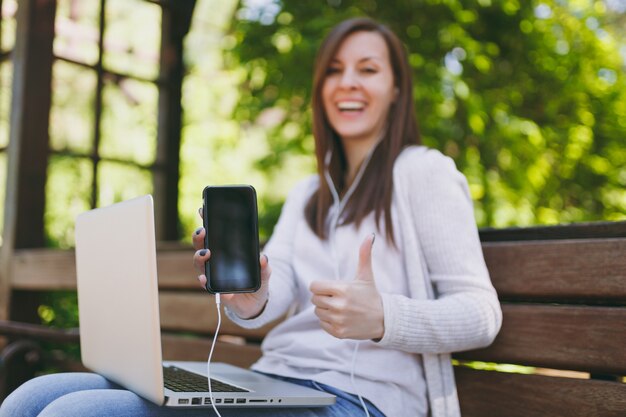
top-left (163, 366), bottom-right (249, 393)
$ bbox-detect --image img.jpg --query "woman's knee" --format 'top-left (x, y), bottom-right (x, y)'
top-left (38, 389), bottom-right (155, 417)
top-left (0, 373), bottom-right (115, 417)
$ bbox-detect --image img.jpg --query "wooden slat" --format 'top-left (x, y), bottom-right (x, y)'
top-left (155, 250), bottom-right (198, 289)
top-left (159, 292), bottom-right (280, 340)
top-left (480, 220), bottom-right (626, 242)
top-left (455, 367), bottom-right (626, 417)
top-left (484, 238), bottom-right (626, 301)
top-left (161, 334), bottom-right (262, 368)
top-left (12, 249), bottom-right (77, 290)
top-left (454, 304), bottom-right (626, 374)
top-left (14, 237), bottom-right (626, 301)
top-left (11, 248), bottom-right (199, 290)
top-left (11, 248), bottom-right (279, 339)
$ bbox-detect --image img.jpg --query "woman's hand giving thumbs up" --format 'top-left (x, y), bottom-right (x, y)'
top-left (309, 234), bottom-right (384, 341)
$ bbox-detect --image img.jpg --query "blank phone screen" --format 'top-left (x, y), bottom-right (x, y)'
top-left (203, 186), bottom-right (260, 293)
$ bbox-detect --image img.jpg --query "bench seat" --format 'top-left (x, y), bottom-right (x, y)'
top-left (1, 221), bottom-right (625, 416)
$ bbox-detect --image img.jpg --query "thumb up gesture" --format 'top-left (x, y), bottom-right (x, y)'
top-left (309, 234), bottom-right (384, 340)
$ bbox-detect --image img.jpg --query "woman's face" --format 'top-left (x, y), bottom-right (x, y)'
top-left (322, 30), bottom-right (396, 149)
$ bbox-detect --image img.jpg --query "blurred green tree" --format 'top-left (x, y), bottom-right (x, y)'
top-left (223, 0), bottom-right (626, 232)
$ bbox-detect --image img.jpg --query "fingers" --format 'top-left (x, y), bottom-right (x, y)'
top-left (197, 274), bottom-right (207, 288)
top-left (355, 233), bottom-right (375, 282)
top-left (192, 226), bottom-right (205, 250)
top-left (192, 216), bottom-right (208, 289)
top-left (311, 293), bottom-right (344, 312)
top-left (220, 293), bottom-right (235, 304)
top-left (192, 206), bottom-right (205, 251)
top-left (309, 280), bottom-right (346, 296)
top-left (317, 317), bottom-right (347, 339)
top-left (316, 318), bottom-right (334, 335)
top-left (193, 248), bottom-right (210, 275)
top-left (259, 253), bottom-right (272, 284)
top-left (310, 282), bottom-right (347, 317)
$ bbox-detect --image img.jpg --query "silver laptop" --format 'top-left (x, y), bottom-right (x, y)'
top-left (74, 194), bottom-right (335, 408)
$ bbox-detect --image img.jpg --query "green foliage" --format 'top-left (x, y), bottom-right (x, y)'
top-left (38, 291), bottom-right (79, 329)
top-left (3, 0), bottom-right (625, 332)
top-left (38, 291), bottom-right (82, 361)
top-left (40, 0), bottom-right (162, 249)
top-left (178, 0), bottom-right (318, 242)
top-left (226, 0), bottom-right (626, 229)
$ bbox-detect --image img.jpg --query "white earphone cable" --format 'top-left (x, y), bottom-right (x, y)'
top-left (325, 147), bottom-right (378, 417)
top-left (207, 293), bottom-right (223, 417)
top-left (351, 341), bottom-right (371, 417)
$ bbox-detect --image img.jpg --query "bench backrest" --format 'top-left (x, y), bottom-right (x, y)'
top-left (8, 222), bottom-right (626, 416)
top-left (454, 222), bottom-right (626, 416)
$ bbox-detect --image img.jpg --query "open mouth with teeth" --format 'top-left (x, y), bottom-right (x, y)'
top-left (337, 101), bottom-right (365, 112)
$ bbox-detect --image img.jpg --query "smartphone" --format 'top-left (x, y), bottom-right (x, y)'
top-left (202, 185), bottom-right (261, 294)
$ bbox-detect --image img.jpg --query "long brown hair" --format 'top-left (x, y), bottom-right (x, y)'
top-left (305, 17), bottom-right (421, 244)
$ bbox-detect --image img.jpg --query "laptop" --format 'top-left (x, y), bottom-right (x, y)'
top-left (74, 194), bottom-right (336, 408)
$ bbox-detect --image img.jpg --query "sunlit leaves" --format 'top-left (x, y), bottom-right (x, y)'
top-left (50, 62), bottom-right (96, 154)
top-left (225, 0), bottom-right (626, 229)
top-left (45, 156), bottom-right (93, 248)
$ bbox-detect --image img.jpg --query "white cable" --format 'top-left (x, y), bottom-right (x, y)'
top-left (325, 146), bottom-right (379, 417)
top-left (324, 140), bottom-right (387, 417)
top-left (324, 140), bottom-right (380, 281)
top-left (350, 341), bottom-right (371, 417)
top-left (207, 293), bottom-right (222, 417)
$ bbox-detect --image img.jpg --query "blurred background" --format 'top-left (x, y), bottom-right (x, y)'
top-left (0, 0), bottom-right (624, 355)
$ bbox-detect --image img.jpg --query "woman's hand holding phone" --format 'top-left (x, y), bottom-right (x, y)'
top-left (192, 225), bottom-right (271, 319)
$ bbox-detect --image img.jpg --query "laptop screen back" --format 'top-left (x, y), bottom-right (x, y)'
top-left (75, 195), bottom-right (165, 405)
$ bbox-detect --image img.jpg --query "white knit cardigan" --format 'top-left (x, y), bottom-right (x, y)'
top-left (227, 146), bottom-right (503, 417)
top-left (377, 146), bottom-right (502, 416)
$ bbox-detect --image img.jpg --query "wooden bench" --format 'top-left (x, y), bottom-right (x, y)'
top-left (1, 222), bottom-right (625, 416)
top-left (456, 222), bottom-right (626, 416)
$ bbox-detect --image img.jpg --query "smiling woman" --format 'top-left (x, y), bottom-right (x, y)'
top-left (321, 31), bottom-right (396, 165)
top-left (307, 18), bottom-right (419, 245)
top-left (192, 17), bottom-right (501, 417)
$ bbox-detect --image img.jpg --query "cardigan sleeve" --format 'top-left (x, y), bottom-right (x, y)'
top-left (225, 177), bottom-right (317, 328)
top-left (376, 147), bottom-right (502, 353)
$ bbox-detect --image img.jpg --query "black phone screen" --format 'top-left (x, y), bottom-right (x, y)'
top-left (202, 185), bottom-right (261, 294)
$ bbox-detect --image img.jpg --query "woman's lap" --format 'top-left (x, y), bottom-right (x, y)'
top-left (0, 373), bottom-right (118, 417)
top-left (0, 373), bottom-right (383, 417)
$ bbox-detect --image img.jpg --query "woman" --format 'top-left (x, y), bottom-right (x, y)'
top-left (0, 17), bottom-right (501, 417)
top-left (193, 16), bottom-right (501, 417)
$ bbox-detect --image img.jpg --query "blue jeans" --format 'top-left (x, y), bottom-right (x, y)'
top-left (0, 372), bottom-right (385, 417)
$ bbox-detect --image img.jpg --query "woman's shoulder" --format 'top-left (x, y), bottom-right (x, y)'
top-left (393, 147), bottom-right (472, 206)
top-left (284, 175), bottom-right (319, 206)
top-left (292, 174), bottom-right (319, 194)
top-left (394, 145), bottom-right (459, 179)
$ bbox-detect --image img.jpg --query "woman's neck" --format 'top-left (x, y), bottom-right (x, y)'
top-left (342, 137), bottom-right (381, 187)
